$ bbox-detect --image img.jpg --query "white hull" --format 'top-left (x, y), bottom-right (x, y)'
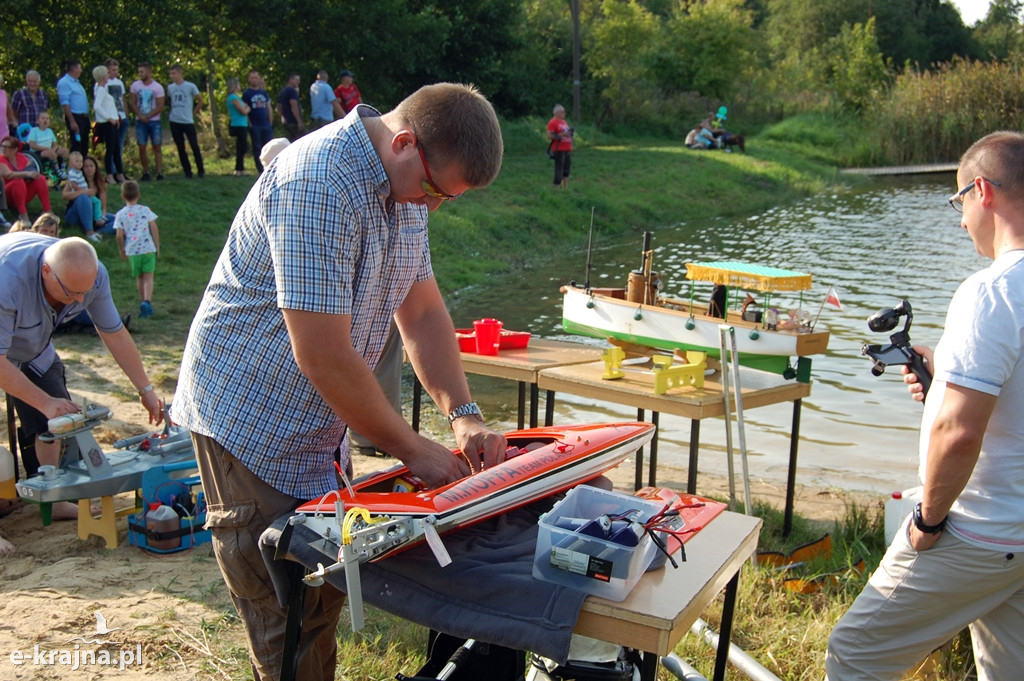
top-left (561, 287), bottom-right (828, 361)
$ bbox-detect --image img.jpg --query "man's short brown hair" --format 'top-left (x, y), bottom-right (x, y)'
top-left (961, 131), bottom-right (1024, 206)
top-left (394, 83), bottom-right (503, 189)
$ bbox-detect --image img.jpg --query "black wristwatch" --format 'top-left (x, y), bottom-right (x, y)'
top-left (912, 502), bottom-right (947, 534)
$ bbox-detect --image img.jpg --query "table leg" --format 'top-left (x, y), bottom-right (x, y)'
top-left (529, 384), bottom-right (540, 428)
top-left (712, 570), bottom-right (741, 681)
top-left (784, 398), bottom-right (802, 538)
top-left (412, 375), bottom-right (422, 433)
top-left (544, 390), bottom-right (555, 427)
top-left (634, 409), bottom-right (645, 491)
top-left (517, 382), bottom-right (526, 430)
top-left (687, 419), bottom-right (700, 494)
top-left (648, 411), bottom-right (660, 488)
top-left (279, 560), bottom-right (308, 681)
top-left (639, 650), bottom-right (659, 681)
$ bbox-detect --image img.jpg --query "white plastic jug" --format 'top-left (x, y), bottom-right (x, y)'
top-left (884, 485), bottom-right (922, 544)
top-left (0, 446), bottom-right (16, 499)
top-left (145, 502), bottom-right (181, 550)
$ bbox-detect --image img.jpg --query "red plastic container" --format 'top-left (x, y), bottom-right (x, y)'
top-left (455, 328), bottom-right (532, 353)
top-left (474, 318), bottom-right (503, 355)
top-left (455, 329), bottom-right (476, 352)
top-left (499, 330), bottom-right (531, 349)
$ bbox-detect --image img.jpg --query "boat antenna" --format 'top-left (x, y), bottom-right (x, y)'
top-left (583, 207), bottom-right (595, 292)
top-left (638, 230), bottom-right (652, 274)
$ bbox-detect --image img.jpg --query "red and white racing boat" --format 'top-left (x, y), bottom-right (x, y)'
top-left (291, 422), bottom-right (654, 629)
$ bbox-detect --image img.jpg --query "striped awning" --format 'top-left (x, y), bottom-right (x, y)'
top-left (684, 261), bottom-right (813, 292)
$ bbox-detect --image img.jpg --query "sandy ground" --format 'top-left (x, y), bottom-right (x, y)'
top-left (0, 373), bottom-right (883, 680)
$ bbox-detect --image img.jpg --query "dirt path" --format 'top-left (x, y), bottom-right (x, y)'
top-left (0, 361), bottom-right (883, 680)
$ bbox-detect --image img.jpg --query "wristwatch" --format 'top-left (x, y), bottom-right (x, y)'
top-left (446, 402), bottom-right (483, 426)
top-left (912, 502), bottom-right (947, 534)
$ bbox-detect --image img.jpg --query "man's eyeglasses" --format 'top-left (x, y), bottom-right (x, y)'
top-left (949, 177), bottom-right (1001, 213)
top-left (51, 268), bottom-right (90, 299)
top-left (416, 142), bottom-right (463, 201)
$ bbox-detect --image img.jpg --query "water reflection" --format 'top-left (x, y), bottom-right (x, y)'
top-left (447, 174), bottom-right (983, 494)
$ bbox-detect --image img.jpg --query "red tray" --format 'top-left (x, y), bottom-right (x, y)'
top-left (454, 329), bottom-right (532, 353)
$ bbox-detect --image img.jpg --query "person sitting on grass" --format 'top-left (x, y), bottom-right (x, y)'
top-left (114, 180), bottom-right (159, 319)
top-left (62, 153), bottom-right (114, 241)
top-left (26, 112), bottom-right (68, 183)
top-left (32, 211), bottom-right (60, 237)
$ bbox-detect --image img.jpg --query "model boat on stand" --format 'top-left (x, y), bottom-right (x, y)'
top-left (15, 404), bottom-right (195, 504)
top-left (561, 230), bottom-right (830, 382)
top-left (289, 422), bottom-right (655, 629)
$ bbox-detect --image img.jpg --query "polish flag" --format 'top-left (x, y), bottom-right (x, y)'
top-left (825, 286), bottom-right (842, 310)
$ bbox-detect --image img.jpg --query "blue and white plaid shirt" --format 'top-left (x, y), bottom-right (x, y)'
top-left (173, 107), bottom-right (432, 498)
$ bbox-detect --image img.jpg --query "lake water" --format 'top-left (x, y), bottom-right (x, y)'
top-left (447, 174), bottom-right (985, 495)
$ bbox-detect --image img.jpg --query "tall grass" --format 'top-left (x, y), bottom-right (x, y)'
top-left (869, 59), bottom-right (1024, 165)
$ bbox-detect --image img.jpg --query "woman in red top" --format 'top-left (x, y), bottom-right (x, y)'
top-left (547, 104), bottom-right (573, 189)
top-left (0, 136), bottom-right (51, 224)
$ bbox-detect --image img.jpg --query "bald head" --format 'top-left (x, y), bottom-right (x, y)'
top-left (43, 237), bottom-right (99, 299)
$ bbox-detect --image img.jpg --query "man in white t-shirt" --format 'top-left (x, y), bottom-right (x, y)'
top-left (166, 64), bottom-right (204, 179)
top-left (827, 131), bottom-right (1024, 680)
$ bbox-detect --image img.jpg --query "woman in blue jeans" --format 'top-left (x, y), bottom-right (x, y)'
top-left (62, 154), bottom-right (114, 239)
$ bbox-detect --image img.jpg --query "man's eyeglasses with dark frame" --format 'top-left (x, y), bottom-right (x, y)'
top-left (949, 177), bottom-right (1001, 213)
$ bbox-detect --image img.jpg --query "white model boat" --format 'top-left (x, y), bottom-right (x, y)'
top-left (561, 232), bottom-right (829, 381)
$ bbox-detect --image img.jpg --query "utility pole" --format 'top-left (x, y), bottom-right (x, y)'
top-left (572, 0), bottom-right (581, 122)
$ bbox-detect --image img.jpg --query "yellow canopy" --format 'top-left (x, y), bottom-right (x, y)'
top-left (685, 261), bottom-right (812, 292)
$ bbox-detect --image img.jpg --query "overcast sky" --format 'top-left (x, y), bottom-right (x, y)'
top-left (950, 0), bottom-right (990, 25)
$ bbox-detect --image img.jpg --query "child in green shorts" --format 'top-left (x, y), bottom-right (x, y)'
top-left (114, 180), bottom-right (161, 318)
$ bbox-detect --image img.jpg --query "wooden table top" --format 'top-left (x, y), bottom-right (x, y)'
top-left (459, 338), bottom-right (604, 383)
top-left (537, 360), bottom-right (811, 420)
top-left (574, 510), bottom-right (761, 654)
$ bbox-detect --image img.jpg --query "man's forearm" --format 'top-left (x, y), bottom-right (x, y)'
top-left (97, 327), bottom-right (151, 393)
top-left (0, 357), bottom-right (52, 413)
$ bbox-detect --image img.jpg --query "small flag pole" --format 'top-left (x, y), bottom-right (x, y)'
top-left (811, 285), bottom-right (836, 331)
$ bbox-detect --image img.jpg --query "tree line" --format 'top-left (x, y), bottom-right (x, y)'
top-left (3, 0), bottom-right (1021, 160)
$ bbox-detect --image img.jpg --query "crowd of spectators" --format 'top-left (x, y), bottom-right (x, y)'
top-left (1, 61), bottom-right (365, 230)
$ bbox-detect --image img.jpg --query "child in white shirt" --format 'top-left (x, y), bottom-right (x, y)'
top-left (114, 180), bottom-right (160, 318)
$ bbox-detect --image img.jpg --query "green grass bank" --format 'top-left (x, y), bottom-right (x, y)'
top-left (71, 114), bottom-right (851, 380)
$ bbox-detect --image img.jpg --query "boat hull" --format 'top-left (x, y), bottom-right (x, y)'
top-left (562, 287), bottom-right (828, 376)
top-left (295, 422), bottom-right (654, 561)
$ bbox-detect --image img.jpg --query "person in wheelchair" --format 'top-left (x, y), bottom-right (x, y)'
top-left (26, 112), bottom-right (68, 185)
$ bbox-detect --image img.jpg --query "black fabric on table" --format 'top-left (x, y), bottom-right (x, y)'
top-left (259, 500), bottom-right (587, 664)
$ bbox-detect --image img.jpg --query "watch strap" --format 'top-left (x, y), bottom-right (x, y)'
top-left (913, 502), bottom-right (946, 534)
top-left (447, 402), bottom-right (482, 426)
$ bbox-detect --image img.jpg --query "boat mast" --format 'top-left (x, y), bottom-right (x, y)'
top-left (583, 207), bottom-right (595, 292)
